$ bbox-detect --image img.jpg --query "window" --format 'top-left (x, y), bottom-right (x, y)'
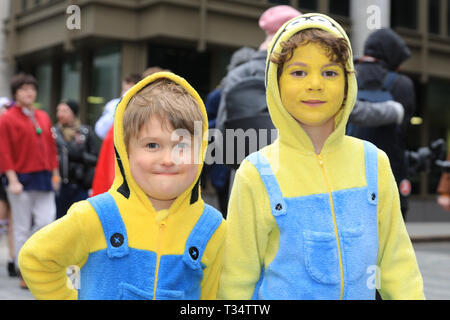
top-left (429, 0), bottom-right (440, 34)
top-left (448, 0), bottom-right (450, 36)
top-left (88, 46), bottom-right (121, 127)
top-left (329, 0), bottom-right (350, 17)
top-left (424, 78), bottom-right (450, 194)
top-left (391, 0), bottom-right (418, 30)
top-left (35, 62), bottom-right (52, 114)
top-left (268, 0), bottom-right (290, 4)
top-left (147, 44), bottom-right (211, 99)
top-left (61, 55), bottom-right (81, 102)
top-left (298, 0), bottom-right (316, 10)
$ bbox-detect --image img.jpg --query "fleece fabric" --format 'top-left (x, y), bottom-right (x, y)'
top-left (218, 13), bottom-right (424, 300)
top-left (18, 72), bottom-right (226, 300)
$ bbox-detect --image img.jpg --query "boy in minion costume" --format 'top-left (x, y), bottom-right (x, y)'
top-left (218, 14), bottom-right (424, 300)
top-left (18, 72), bottom-right (226, 300)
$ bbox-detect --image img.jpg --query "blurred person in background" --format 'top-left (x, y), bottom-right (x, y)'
top-left (205, 47), bottom-right (255, 217)
top-left (0, 97), bottom-right (17, 277)
top-left (0, 73), bottom-right (60, 289)
top-left (53, 100), bottom-right (99, 219)
top-left (214, 5), bottom-right (302, 198)
top-left (94, 73), bottom-right (143, 140)
top-left (437, 153), bottom-right (450, 211)
top-left (215, 5), bottom-right (302, 135)
top-left (348, 28), bottom-right (416, 221)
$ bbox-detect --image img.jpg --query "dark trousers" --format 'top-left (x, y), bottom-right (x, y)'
top-left (56, 183), bottom-right (88, 219)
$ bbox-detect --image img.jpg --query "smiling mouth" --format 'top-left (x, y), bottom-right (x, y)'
top-left (302, 100), bottom-right (326, 107)
top-left (155, 172), bottom-right (178, 176)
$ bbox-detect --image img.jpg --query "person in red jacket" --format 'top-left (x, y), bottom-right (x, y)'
top-left (0, 73), bottom-right (60, 289)
top-left (91, 125), bottom-right (114, 196)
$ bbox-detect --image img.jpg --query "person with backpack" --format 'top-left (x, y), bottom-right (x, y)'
top-left (348, 28), bottom-right (416, 220)
top-left (205, 47), bottom-right (255, 216)
top-left (214, 5), bottom-right (302, 195)
top-left (215, 5), bottom-right (302, 137)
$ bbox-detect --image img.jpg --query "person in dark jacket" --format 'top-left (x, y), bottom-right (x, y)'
top-left (53, 100), bottom-right (99, 219)
top-left (215, 6), bottom-right (303, 135)
top-left (350, 28), bottom-right (416, 220)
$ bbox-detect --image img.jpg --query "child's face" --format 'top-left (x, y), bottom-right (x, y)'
top-left (128, 115), bottom-right (199, 210)
top-left (279, 42), bottom-right (346, 128)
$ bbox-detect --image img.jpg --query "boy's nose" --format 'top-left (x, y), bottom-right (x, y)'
top-left (160, 149), bottom-right (175, 166)
top-left (308, 74), bottom-right (324, 91)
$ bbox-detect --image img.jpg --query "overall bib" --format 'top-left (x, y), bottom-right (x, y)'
top-left (78, 193), bottom-right (222, 300)
top-left (248, 141), bottom-right (379, 300)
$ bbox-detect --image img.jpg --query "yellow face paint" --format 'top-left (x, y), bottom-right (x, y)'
top-left (279, 42), bottom-right (346, 128)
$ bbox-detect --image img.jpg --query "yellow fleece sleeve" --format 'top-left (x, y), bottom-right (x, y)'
top-left (18, 203), bottom-right (91, 300)
top-left (376, 151), bottom-right (425, 300)
top-left (200, 220), bottom-right (226, 300)
top-left (218, 162), bottom-right (273, 300)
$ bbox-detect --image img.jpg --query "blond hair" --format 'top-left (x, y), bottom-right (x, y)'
top-left (123, 78), bottom-right (204, 149)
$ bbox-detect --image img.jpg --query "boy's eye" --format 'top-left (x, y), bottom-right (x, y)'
top-left (146, 142), bottom-right (159, 149)
top-left (323, 70), bottom-right (339, 77)
top-left (291, 70), bottom-right (307, 77)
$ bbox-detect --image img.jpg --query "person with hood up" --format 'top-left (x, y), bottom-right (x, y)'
top-left (349, 28), bottom-right (416, 220)
top-left (218, 14), bottom-right (424, 300)
top-left (18, 72), bottom-right (226, 300)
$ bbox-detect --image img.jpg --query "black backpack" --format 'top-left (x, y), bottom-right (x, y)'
top-left (221, 75), bottom-right (276, 169)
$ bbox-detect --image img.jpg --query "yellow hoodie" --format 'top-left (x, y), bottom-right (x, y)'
top-left (19, 72), bottom-right (226, 300)
top-left (218, 14), bottom-right (424, 300)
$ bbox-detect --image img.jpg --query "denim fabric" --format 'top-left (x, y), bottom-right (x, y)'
top-left (79, 193), bottom-right (222, 300)
top-left (247, 141), bottom-right (379, 300)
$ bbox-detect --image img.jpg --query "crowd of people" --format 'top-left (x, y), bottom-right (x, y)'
top-left (0, 4), bottom-right (448, 300)
top-left (0, 65), bottom-right (170, 289)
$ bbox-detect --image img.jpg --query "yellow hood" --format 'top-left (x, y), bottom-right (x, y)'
top-left (111, 72), bottom-right (209, 216)
top-left (265, 13), bottom-right (357, 154)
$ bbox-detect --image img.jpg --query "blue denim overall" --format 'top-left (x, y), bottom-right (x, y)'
top-left (248, 141), bottom-right (379, 300)
top-left (78, 193), bottom-right (222, 300)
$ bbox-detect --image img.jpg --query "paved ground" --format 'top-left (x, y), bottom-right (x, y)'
top-left (413, 242), bottom-right (450, 300)
top-left (0, 236), bottom-right (33, 300)
top-left (2, 234), bottom-right (450, 300)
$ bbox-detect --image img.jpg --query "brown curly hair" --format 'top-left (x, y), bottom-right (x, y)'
top-left (270, 28), bottom-right (354, 78)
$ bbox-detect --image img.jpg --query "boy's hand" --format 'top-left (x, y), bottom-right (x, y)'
top-left (8, 181), bottom-right (23, 195)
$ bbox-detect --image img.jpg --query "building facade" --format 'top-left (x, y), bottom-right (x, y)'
top-left (3, 0), bottom-right (450, 196)
top-left (0, 0), bottom-right (12, 97)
